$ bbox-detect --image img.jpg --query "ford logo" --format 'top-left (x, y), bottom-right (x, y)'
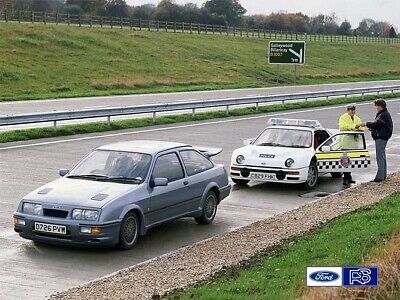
top-left (309, 271), bottom-right (340, 282)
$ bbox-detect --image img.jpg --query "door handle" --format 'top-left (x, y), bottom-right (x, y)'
top-left (183, 181), bottom-right (189, 186)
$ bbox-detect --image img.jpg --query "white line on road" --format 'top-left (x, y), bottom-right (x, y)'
top-left (83, 106), bottom-right (109, 109)
top-left (1, 99), bottom-right (398, 151)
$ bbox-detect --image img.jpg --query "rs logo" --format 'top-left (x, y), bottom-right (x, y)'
top-left (349, 268), bottom-right (372, 285)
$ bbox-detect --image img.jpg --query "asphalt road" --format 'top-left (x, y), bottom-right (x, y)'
top-left (0, 100), bottom-right (399, 299)
top-left (2, 80), bottom-right (400, 115)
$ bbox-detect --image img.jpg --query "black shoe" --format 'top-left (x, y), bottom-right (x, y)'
top-left (373, 179), bottom-right (383, 183)
top-left (348, 180), bottom-right (356, 184)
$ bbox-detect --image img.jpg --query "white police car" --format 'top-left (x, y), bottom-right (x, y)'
top-left (230, 118), bottom-right (371, 189)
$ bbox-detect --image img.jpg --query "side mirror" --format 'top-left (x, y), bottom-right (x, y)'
top-left (321, 146), bottom-right (331, 152)
top-left (243, 138), bottom-right (255, 146)
top-left (150, 178), bottom-right (168, 188)
top-left (59, 169), bottom-right (69, 177)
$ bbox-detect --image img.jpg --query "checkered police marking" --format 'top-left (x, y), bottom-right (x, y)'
top-left (318, 159), bottom-right (371, 170)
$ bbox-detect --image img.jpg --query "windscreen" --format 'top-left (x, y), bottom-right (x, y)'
top-left (69, 150), bottom-right (152, 181)
top-left (254, 128), bottom-right (312, 148)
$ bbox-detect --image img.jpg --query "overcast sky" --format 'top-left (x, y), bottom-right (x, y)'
top-left (126, 0), bottom-right (400, 29)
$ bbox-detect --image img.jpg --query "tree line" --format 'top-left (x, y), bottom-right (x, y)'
top-left (1, 0), bottom-right (398, 38)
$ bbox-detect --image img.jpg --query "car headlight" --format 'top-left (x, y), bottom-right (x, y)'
top-left (72, 209), bottom-right (99, 221)
top-left (285, 158), bottom-right (295, 167)
top-left (22, 203), bottom-right (43, 215)
top-left (236, 155), bottom-right (245, 164)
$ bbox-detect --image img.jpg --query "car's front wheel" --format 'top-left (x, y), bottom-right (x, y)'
top-left (118, 211), bottom-right (139, 250)
top-left (232, 178), bottom-right (250, 186)
top-left (303, 161), bottom-right (318, 190)
top-left (195, 191), bottom-right (218, 225)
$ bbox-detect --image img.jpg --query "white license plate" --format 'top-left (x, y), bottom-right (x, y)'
top-left (34, 222), bottom-right (66, 235)
top-left (250, 173), bottom-right (276, 180)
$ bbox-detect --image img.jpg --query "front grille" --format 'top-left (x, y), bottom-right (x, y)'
top-left (35, 232), bottom-right (72, 240)
top-left (243, 168), bottom-right (282, 174)
top-left (43, 208), bottom-right (69, 219)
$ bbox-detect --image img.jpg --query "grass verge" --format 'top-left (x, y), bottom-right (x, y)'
top-left (1, 23), bottom-right (400, 102)
top-left (1, 92), bottom-right (400, 144)
top-left (167, 192), bottom-right (400, 300)
top-left (307, 232), bottom-right (400, 300)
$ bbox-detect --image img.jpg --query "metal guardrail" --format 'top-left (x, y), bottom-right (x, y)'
top-left (1, 85), bottom-right (400, 128)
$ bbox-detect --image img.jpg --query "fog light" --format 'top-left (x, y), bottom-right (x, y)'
top-left (13, 217), bottom-right (25, 226)
top-left (80, 227), bottom-right (102, 235)
top-left (90, 227), bottom-right (102, 235)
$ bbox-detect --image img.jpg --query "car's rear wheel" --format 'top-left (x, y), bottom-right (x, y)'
top-left (195, 191), bottom-right (218, 225)
top-left (118, 212), bottom-right (139, 250)
top-left (232, 178), bottom-right (250, 186)
top-left (304, 161), bottom-right (318, 190)
top-left (331, 172), bottom-right (343, 178)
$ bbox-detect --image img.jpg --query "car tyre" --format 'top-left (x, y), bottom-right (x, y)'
top-left (195, 191), bottom-right (218, 225)
top-left (331, 172), bottom-right (343, 178)
top-left (304, 161), bottom-right (318, 190)
top-left (118, 211), bottom-right (139, 250)
top-left (232, 178), bottom-right (250, 186)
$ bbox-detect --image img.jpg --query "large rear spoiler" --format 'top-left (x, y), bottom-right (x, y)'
top-left (195, 146), bottom-right (222, 158)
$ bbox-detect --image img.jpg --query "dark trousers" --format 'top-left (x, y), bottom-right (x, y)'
top-left (343, 172), bottom-right (352, 180)
top-left (375, 139), bottom-right (388, 181)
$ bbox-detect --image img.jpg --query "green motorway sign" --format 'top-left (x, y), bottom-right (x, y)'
top-left (268, 41), bottom-right (306, 65)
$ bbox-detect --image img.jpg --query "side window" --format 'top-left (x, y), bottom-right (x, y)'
top-left (180, 150), bottom-right (214, 176)
top-left (314, 130), bottom-right (330, 150)
top-left (321, 133), bottom-right (365, 151)
top-left (152, 153), bottom-right (184, 182)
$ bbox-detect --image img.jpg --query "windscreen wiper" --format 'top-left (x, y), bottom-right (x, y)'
top-left (259, 143), bottom-right (280, 146)
top-left (104, 177), bottom-right (143, 184)
top-left (67, 174), bottom-right (109, 180)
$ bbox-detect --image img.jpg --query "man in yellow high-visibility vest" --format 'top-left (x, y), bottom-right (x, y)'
top-left (338, 104), bottom-right (364, 185)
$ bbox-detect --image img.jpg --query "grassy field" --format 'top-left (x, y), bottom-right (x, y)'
top-left (2, 92), bottom-right (399, 144)
top-left (0, 22), bottom-right (400, 101)
top-left (169, 193), bottom-right (400, 300)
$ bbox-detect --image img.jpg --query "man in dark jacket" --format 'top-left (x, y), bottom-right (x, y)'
top-left (359, 99), bottom-right (393, 182)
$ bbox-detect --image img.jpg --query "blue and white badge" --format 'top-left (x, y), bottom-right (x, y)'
top-left (307, 267), bottom-right (342, 287)
top-left (343, 267), bottom-right (378, 287)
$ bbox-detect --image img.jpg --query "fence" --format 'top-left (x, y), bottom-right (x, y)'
top-left (1, 85), bottom-right (399, 128)
top-left (1, 10), bottom-right (399, 45)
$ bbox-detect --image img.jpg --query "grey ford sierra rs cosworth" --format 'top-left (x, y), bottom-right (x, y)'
top-left (13, 140), bottom-right (231, 249)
